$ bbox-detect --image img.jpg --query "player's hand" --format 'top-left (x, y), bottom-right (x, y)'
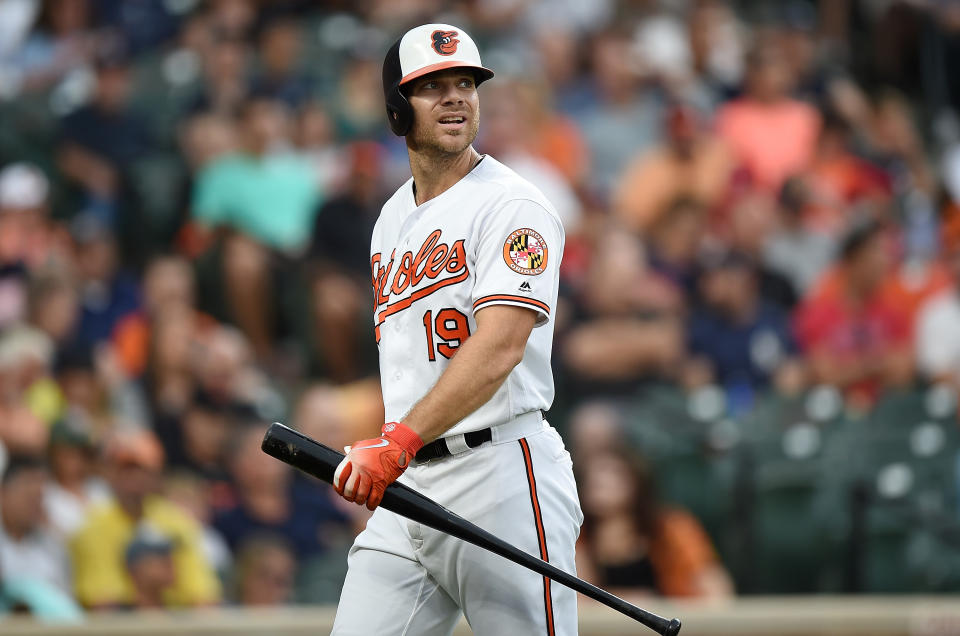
top-left (333, 422), bottom-right (425, 510)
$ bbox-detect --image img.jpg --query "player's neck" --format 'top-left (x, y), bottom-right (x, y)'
top-left (409, 146), bottom-right (481, 206)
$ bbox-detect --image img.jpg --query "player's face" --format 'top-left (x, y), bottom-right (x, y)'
top-left (405, 69), bottom-right (480, 156)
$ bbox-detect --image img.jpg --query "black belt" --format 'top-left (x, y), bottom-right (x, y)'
top-left (415, 428), bottom-right (493, 462)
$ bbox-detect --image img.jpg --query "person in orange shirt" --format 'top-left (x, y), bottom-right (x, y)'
top-left (716, 43), bottom-right (820, 193)
top-left (802, 111), bottom-right (892, 237)
top-left (613, 104), bottom-right (733, 235)
top-left (515, 77), bottom-right (590, 190)
top-left (111, 254), bottom-right (215, 380)
top-left (575, 445), bottom-right (733, 600)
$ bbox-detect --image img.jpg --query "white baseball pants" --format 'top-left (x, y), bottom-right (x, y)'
top-left (331, 416), bottom-right (582, 636)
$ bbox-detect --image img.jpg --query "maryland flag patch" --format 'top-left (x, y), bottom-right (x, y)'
top-left (503, 228), bottom-right (548, 275)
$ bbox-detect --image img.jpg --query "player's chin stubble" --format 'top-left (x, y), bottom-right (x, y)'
top-left (409, 114), bottom-right (480, 158)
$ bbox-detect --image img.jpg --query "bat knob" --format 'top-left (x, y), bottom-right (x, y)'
top-left (662, 618), bottom-right (682, 636)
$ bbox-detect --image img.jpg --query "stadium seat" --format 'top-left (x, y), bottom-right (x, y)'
top-left (846, 409), bottom-right (960, 592)
top-left (736, 404), bottom-right (851, 594)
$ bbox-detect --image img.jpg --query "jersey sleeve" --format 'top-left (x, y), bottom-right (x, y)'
top-left (471, 198), bottom-right (564, 326)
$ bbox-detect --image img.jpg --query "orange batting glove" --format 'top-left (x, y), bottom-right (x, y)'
top-left (333, 422), bottom-right (425, 510)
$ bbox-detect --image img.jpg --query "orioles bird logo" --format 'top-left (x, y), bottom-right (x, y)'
top-left (431, 30), bottom-right (459, 56)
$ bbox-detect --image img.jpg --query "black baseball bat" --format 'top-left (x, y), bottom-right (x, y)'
top-left (261, 422), bottom-right (681, 636)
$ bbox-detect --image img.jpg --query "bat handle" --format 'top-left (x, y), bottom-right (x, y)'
top-left (663, 618), bottom-right (682, 636)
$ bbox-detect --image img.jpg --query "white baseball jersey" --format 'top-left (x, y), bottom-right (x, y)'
top-left (370, 155), bottom-right (564, 435)
top-left (336, 155), bottom-right (580, 636)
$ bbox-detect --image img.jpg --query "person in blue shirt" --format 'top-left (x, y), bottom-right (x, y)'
top-left (686, 249), bottom-right (799, 413)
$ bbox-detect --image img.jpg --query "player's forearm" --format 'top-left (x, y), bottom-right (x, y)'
top-left (402, 311), bottom-right (534, 443)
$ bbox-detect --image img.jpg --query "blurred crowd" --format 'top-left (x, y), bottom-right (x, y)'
top-left (2, 0), bottom-right (960, 618)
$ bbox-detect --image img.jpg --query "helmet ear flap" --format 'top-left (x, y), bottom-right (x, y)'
top-left (383, 38), bottom-right (411, 137)
top-left (385, 85), bottom-right (413, 136)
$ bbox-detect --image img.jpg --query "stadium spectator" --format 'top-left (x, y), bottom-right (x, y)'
top-left (576, 26), bottom-right (663, 196)
top-left (0, 163), bottom-right (68, 329)
top-left (560, 230), bottom-right (684, 398)
top-left (0, 0), bottom-right (40, 98)
top-left (531, 26), bottom-right (594, 117)
top-left (716, 42), bottom-right (820, 193)
top-left (27, 269), bottom-right (80, 347)
top-left (516, 75), bottom-right (590, 191)
top-left (868, 91), bottom-right (936, 199)
top-left (214, 425), bottom-right (350, 560)
top-left (53, 341), bottom-right (150, 439)
top-left (179, 113), bottom-right (238, 175)
top-left (613, 103), bottom-right (732, 235)
top-left (329, 55), bottom-right (386, 140)
top-left (232, 534), bottom-right (296, 606)
top-left (801, 110), bottom-right (892, 237)
top-left (794, 218), bottom-right (913, 406)
top-left (916, 214), bottom-right (960, 388)
top-left (762, 176), bottom-right (837, 295)
top-left (290, 383), bottom-right (377, 536)
top-left (160, 390), bottom-right (234, 480)
top-left (56, 33), bottom-right (149, 236)
top-left (294, 101), bottom-right (341, 195)
top-left (189, 97), bottom-right (319, 360)
top-left (162, 471), bottom-right (233, 579)
top-left (70, 429), bottom-right (221, 609)
top-left (0, 575), bottom-right (82, 622)
top-left (204, 0), bottom-right (257, 42)
top-left (0, 325), bottom-right (55, 454)
top-left (191, 325), bottom-right (274, 414)
top-left (250, 19), bottom-right (312, 109)
top-left (686, 249), bottom-right (800, 412)
top-left (143, 303), bottom-right (202, 426)
top-left (0, 455), bottom-right (72, 596)
top-left (576, 446), bottom-right (733, 599)
top-left (724, 192), bottom-right (798, 311)
top-left (69, 213), bottom-right (141, 348)
top-left (123, 527), bottom-right (177, 610)
top-left (646, 197), bottom-right (706, 299)
top-left (566, 400), bottom-right (627, 461)
top-left (2, 0), bottom-right (96, 97)
top-left (685, 0), bottom-right (747, 101)
top-left (186, 35), bottom-right (251, 118)
top-left (43, 414), bottom-right (110, 539)
top-left (772, 1), bottom-right (823, 100)
top-left (95, 0), bottom-right (182, 55)
top-left (292, 384), bottom-right (353, 451)
top-left (111, 254), bottom-right (200, 379)
top-left (479, 78), bottom-right (583, 233)
top-left (308, 142), bottom-right (384, 382)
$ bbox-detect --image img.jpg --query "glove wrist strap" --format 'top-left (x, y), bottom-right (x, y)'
top-left (382, 421), bottom-right (424, 455)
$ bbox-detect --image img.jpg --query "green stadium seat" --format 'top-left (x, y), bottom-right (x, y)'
top-left (845, 395), bottom-right (960, 593)
top-left (622, 386), bottom-right (743, 580)
top-left (737, 409), bottom-right (851, 594)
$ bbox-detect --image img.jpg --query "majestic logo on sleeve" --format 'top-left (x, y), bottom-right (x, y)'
top-left (503, 228), bottom-right (548, 275)
top-left (431, 30), bottom-right (459, 55)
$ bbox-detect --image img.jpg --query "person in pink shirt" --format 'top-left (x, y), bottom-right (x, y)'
top-left (716, 43), bottom-right (820, 193)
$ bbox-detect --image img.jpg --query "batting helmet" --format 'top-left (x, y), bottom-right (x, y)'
top-left (382, 24), bottom-right (494, 136)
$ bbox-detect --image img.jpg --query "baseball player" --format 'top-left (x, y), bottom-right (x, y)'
top-left (330, 23), bottom-right (582, 635)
